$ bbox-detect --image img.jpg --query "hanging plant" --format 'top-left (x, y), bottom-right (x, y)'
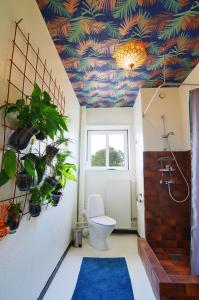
top-left (29, 180), bottom-right (55, 217)
top-left (0, 150), bottom-right (46, 190)
top-left (45, 136), bottom-right (70, 165)
top-left (5, 202), bottom-right (22, 234)
top-left (48, 150), bottom-right (76, 207)
top-left (0, 83), bottom-right (69, 150)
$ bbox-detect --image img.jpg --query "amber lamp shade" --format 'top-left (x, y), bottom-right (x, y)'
top-left (113, 41), bottom-right (147, 70)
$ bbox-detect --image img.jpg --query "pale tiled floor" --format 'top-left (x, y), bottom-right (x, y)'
top-left (43, 234), bottom-right (156, 300)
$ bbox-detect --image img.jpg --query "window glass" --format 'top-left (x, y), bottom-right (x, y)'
top-left (88, 130), bottom-right (128, 170)
top-left (109, 134), bottom-right (125, 167)
top-left (90, 134), bottom-right (106, 167)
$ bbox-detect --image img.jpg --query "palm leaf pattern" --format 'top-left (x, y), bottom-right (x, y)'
top-left (64, 0), bottom-right (80, 14)
top-left (36, 0), bottom-right (199, 107)
top-left (47, 0), bottom-right (70, 17)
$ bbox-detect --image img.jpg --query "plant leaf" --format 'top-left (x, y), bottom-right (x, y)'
top-left (59, 116), bottom-right (68, 131)
top-left (43, 91), bottom-right (52, 103)
top-left (6, 106), bottom-right (18, 114)
top-left (32, 84), bottom-right (42, 98)
top-left (16, 99), bottom-right (25, 110)
top-left (3, 150), bottom-right (16, 178)
top-left (24, 158), bottom-right (36, 177)
top-left (0, 169), bottom-right (10, 186)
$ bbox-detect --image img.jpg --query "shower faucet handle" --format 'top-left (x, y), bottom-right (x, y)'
top-left (160, 180), bottom-right (175, 185)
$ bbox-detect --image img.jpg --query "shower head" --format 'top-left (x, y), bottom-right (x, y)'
top-left (162, 132), bottom-right (175, 138)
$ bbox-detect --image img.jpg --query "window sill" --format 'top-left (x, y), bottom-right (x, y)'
top-left (86, 168), bottom-right (130, 172)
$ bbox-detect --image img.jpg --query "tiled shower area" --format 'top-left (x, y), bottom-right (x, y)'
top-left (138, 151), bottom-right (199, 300)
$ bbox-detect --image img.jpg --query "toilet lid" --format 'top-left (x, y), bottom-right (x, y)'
top-left (90, 215), bottom-right (116, 226)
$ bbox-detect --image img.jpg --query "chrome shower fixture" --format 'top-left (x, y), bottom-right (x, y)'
top-left (162, 132), bottom-right (175, 138)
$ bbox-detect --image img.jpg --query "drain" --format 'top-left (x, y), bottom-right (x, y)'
top-left (168, 254), bottom-right (186, 261)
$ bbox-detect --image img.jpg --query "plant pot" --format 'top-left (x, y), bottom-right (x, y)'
top-left (16, 172), bottom-right (32, 191)
top-left (29, 202), bottom-right (41, 217)
top-left (6, 210), bottom-right (22, 234)
top-left (45, 176), bottom-right (58, 187)
top-left (0, 204), bottom-right (10, 239)
top-left (35, 131), bottom-right (46, 141)
top-left (46, 145), bottom-right (59, 165)
top-left (8, 126), bottom-right (36, 150)
top-left (51, 191), bottom-right (62, 206)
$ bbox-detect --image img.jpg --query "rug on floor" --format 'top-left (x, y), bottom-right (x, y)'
top-left (71, 257), bottom-right (134, 300)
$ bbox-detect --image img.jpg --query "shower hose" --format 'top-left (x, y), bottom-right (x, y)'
top-left (166, 138), bottom-right (190, 203)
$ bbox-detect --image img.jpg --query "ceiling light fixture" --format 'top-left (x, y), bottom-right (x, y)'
top-left (113, 40), bottom-right (147, 70)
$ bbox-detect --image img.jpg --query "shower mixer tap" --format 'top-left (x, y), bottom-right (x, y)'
top-left (160, 180), bottom-right (175, 185)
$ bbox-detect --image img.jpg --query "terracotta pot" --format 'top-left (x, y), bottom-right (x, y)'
top-left (6, 209), bottom-right (22, 234)
top-left (29, 203), bottom-right (41, 217)
top-left (8, 126), bottom-right (36, 150)
top-left (16, 172), bottom-right (32, 191)
top-left (0, 204), bottom-right (10, 239)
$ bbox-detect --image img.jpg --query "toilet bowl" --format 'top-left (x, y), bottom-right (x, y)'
top-left (86, 194), bottom-right (116, 251)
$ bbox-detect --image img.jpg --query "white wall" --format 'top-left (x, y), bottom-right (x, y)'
top-left (141, 87), bottom-right (184, 151)
top-left (133, 91), bottom-right (145, 237)
top-left (0, 1), bottom-right (80, 300)
top-left (83, 108), bottom-right (137, 229)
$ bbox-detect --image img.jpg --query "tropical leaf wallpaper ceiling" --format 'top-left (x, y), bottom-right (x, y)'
top-left (36, 0), bottom-right (199, 107)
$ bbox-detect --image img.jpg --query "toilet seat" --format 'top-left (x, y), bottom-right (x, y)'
top-left (90, 215), bottom-right (116, 226)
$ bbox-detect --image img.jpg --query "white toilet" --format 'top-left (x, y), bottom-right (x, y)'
top-left (86, 194), bottom-right (116, 251)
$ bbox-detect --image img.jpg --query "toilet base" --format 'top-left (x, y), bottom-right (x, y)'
top-left (88, 222), bottom-right (115, 251)
top-left (88, 234), bottom-right (108, 251)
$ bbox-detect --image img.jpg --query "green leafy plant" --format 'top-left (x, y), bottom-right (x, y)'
top-left (53, 151), bottom-right (76, 190)
top-left (0, 150), bottom-right (46, 187)
top-left (0, 84), bottom-right (69, 140)
top-left (0, 149), bottom-right (17, 186)
top-left (30, 181), bottom-right (55, 205)
top-left (21, 153), bottom-right (47, 185)
top-left (5, 202), bottom-right (22, 232)
top-left (8, 202), bottom-right (21, 215)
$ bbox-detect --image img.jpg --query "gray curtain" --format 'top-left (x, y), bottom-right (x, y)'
top-left (190, 88), bottom-right (199, 275)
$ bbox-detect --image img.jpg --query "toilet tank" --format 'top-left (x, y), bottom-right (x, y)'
top-left (86, 194), bottom-right (105, 219)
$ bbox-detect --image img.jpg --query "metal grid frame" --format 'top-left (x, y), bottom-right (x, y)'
top-left (0, 19), bottom-right (66, 213)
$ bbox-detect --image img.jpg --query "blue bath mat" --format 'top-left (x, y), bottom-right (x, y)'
top-left (71, 257), bottom-right (134, 300)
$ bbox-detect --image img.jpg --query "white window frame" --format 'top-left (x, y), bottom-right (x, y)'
top-left (87, 127), bottom-right (129, 170)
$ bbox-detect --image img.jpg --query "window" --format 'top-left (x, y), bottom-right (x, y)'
top-left (87, 129), bottom-right (129, 170)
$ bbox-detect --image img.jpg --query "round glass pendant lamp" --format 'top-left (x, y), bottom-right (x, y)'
top-left (113, 40), bottom-right (147, 70)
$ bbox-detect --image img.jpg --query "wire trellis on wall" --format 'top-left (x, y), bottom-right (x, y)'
top-left (0, 19), bottom-right (66, 215)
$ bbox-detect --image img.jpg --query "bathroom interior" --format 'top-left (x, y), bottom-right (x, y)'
top-left (1, 1), bottom-right (199, 300)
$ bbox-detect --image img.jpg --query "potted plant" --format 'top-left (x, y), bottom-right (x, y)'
top-left (16, 172), bottom-right (33, 192)
top-left (49, 151), bottom-right (76, 206)
top-left (45, 176), bottom-right (58, 187)
top-left (0, 84), bottom-right (69, 150)
top-left (45, 137), bottom-right (70, 165)
top-left (51, 184), bottom-right (63, 207)
top-left (29, 180), bottom-right (55, 217)
top-left (5, 202), bottom-right (22, 234)
top-left (29, 188), bottom-right (42, 217)
top-left (20, 153), bottom-right (47, 185)
top-left (0, 150), bottom-right (46, 190)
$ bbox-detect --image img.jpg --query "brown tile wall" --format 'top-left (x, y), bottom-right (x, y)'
top-left (144, 151), bottom-right (191, 251)
top-left (138, 238), bottom-right (199, 300)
